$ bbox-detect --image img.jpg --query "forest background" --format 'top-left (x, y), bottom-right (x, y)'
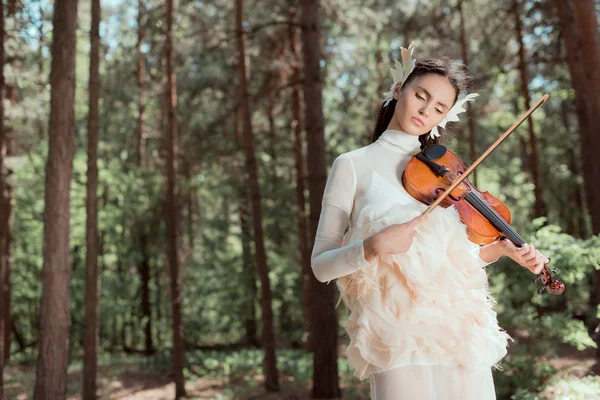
top-left (1, 0), bottom-right (600, 399)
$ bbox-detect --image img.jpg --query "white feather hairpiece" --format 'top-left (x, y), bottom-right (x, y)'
top-left (382, 42), bottom-right (416, 107)
top-left (429, 93), bottom-right (479, 140)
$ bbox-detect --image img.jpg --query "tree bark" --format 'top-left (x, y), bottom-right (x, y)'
top-left (556, 0), bottom-right (600, 356)
top-left (136, 0), bottom-right (146, 167)
top-left (299, 0), bottom-right (341, 397)
top-left (34, 0), bottom-right (78, 397)
top-left (235, 0), bottom-right (279, 391)
top-left (288, 4), bottom-right (312, 349)
top-left (83, 0), bottom-right (101, 396)
top-left (136, 0), bottom-right (154, 357)
top-left (458, 0), bottom-right (478, 186)
top-left (513, 0), bottom-right (545, 218)
top-left (0, 0), bottom-right (5, 395)
top-left (165, 0), bottom-right (186, 396)
top-left (571, 0), bottom-right (600, 235)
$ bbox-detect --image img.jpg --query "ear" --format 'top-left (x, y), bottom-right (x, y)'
top-left (392, 82), bottom-right (403, 100)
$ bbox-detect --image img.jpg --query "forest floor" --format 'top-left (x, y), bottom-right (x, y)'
top-left (2, 341), bottom-right (598, 400)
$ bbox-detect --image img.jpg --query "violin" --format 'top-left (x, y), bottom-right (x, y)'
top-left (401, 94), bottom-right (565, 295)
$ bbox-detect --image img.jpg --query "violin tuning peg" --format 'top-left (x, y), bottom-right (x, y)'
top-left (532, 274), bottom-right (543, 284)
top-left (537, 285), bottom-right (547, 295)
top-left (551, 268), bottom-right (559, 274)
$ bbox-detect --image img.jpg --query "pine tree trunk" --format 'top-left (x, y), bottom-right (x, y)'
top-left (83, 0), bottom-right (101, 396)
top-left (235, 0), bottom-right (279, 391)
top-left (299, 0), bottom-right (341, 397)
top-left (571, 0), bottom-right (600, 235)
top-left (513, 0), bottom-right (545, 218)
top-left (136, 0), bottom-right (146, 167)
top-left (0, 0), bottom-right (5, 394)
top-left (165, 0), bottom-right (186, 396)
top-left (288, 6), bottom-right (312, 349)
top-left (1, 176), bottom-right (11, 368)
top-left (238, 184), bottom-right (258, 346)
top-left (458, 0), bottom-right (478, 186)
top-left (33, 0), bottom-right (78, 397)
top-left (235, 78), bottom-right (258, 347)
top-left (136, 0), bottom-right (154, 357)
top-left (556, 0), bottom-right (600, 358)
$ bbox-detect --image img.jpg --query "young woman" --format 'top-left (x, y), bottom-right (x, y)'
top-left (310, 45), bottom-right (549, 400)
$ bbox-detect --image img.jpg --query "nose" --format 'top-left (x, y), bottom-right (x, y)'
top-left (419, 107), bottom-right (429, 118)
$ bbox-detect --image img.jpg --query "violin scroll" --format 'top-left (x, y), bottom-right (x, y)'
top-left (532, 258), bottom-right (565, 295)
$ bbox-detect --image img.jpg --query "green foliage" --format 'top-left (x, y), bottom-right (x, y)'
top-left (6, 0), bottom-right (600, 397)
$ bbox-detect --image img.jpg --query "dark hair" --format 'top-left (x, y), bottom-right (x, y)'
top-left (371, 57), bottom-right (471, 149)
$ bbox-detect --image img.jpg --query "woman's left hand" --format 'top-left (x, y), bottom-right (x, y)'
top-left (500, 239), bottom-right (549, 275)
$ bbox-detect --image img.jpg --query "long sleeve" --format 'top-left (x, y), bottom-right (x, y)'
top-left (311, 154), bottom-right (377, 284)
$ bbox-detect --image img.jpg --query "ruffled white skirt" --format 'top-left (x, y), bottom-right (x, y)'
top-left (336, 203), bottom-right (511, 399)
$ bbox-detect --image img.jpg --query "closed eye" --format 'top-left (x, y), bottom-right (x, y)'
top-left (416, 93), bottom-right (425, 101)
top-left (435, 108), bottom-right (443, 114)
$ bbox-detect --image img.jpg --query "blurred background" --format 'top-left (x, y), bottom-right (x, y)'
top-left (1, 0), bottom-right (600, 398)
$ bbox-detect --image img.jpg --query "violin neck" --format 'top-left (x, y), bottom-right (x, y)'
top-left (463, 191), bottom-right (526, 247)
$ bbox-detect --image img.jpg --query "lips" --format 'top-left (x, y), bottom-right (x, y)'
top-left (412, 117), bottom-right (424, 127)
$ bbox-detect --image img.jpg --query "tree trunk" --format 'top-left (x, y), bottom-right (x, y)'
top-left (513, 0), bottom-right (545, 218)
top-left (458, 0), bottom-right (478, 186)
top-left (288, 5), bottom-right (312, 349)
top-left (83, 0), bottom-right (101, 397)
top-left (1, 175), bottom-right (12, 368)
top-left (136, 0), bottom-right (146, 167)
top-left (556, 0), bottom-right (600, 356)
top-left (0, 0), bottom-right (5, 395)
top-left (235, 0), bottom-right (279, 392)
top-left (34, 0), bottom-right (78, 397)
top-left (136, 0), bottom-right (153, 357)
top-left (560, 102), bottom-right (589, 238)
top-left (299, 0), bottom-right (341, 397)
top-left (238, 184), bottom-right (258, 346)
top-left (235, 68), bottom-right (258, 348)
top-left (165, 0), bottom-right (186, 396)
top-left (571, 0), bottom-right (600, 235)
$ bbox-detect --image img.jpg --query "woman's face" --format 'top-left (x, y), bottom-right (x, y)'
top-left (388, 74), bottom-right (457, 136)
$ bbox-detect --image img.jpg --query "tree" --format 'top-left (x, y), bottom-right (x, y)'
top-left (555, 0), bottom-right (600, 235)
top-left (83, 0), bottom-right (101, 396)
top-left (34, 0), bottom-right (79, 397)
top-left (235, 0), bottom-right (279, 392)
top-left (299, 0), bottom-right (341, 397)
top-left (458, 0), bottom-right (478, 186)
top-left (0, 0), bottom-right (6, 395)
top-left (288, 3), bottom-right (312, 348)
top-left (165, 0), bottom-right (186, 396)
top-left (136, 0), bottom-right (154, 356)
top-left (513, 0), bottom-right (545, 218)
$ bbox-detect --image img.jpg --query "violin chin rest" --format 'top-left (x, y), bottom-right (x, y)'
top-left (423, 144), bottom-right (447, 160)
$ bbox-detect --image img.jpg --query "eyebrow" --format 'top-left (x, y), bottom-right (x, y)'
top-left (416, 86), bottom-right (449, 110)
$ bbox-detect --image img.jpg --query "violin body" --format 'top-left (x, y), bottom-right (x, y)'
top-left (402, 146), bottom-right (511, 245)
top-left (401, 144), bottom-right (564, 295)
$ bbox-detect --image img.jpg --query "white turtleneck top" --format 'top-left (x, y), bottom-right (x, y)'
top-left (311, 129), bottom-right (490, 283)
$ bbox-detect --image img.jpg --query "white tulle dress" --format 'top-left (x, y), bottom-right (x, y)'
top-left (311, 129), bottom-right (511, 400)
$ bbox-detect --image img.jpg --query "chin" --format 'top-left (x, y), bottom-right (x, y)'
top-left (402, 123), bottom-right (427, 136)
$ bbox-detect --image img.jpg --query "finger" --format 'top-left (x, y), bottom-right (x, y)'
top-left (534, 263), bottom-right (544, 274)
top-left (523, 244), bottom-right (536, 259)
top-left (524, 254), bottom-right (540, 267)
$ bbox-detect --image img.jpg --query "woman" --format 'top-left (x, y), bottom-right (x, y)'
top-left (310, 44), bottom-right (548, 399)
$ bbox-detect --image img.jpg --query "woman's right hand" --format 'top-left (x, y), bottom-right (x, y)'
top-left (363, 213), bottom-right (429, 262)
